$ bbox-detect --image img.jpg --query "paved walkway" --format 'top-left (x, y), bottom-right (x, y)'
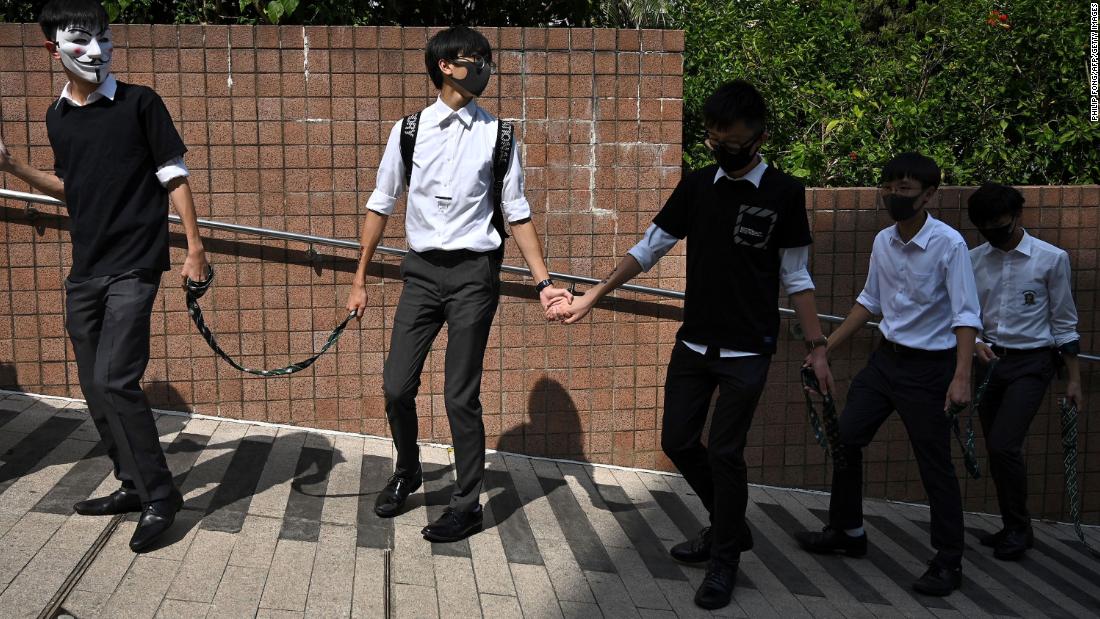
top-left (0, 391), bottom-right (1097, 619)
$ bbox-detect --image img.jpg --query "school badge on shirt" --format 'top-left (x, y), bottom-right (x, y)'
top-left (1023, 290), bottom-right (1037, 305)
top-left (733, 204), bottom-right (777, 249)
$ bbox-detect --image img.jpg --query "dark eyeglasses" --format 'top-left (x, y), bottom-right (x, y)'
top-left (704, 130), bottom-right (761, 155)
top-left (452, 55), bottom-right (496, 72)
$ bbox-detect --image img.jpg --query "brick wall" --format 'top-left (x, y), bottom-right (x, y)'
top-left (0, 24), bottom-right (1096, 523)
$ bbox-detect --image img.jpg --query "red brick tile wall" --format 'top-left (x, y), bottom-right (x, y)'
top-left (0, 24), bottom-right (1095, 523)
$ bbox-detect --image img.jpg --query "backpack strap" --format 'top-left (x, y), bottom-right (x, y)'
top-left (400, 112), bottom-right (421, 189)
top-left (491, 120), bottom-right (515, 240)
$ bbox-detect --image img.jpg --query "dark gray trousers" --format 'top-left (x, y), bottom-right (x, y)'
top-left (383, 249), bottom-right (501, 512)
top-left (65, 269), bottom-right (175, 504)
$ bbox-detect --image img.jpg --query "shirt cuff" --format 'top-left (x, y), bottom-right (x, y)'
top-left (502, 196), bottom-right (532, 223)
top-left (365, 189), bottom-right (398, 216)
top-left (1054, 332), bottom-right (1081, 348)
top-left (855, 291), bottom-right (881, 316)
top-left (155, 157), bottom-right (189, 187)
top-left (950, 313), bottom-right (983, 331)
top-left (781, 268), bottom-right (814, 296)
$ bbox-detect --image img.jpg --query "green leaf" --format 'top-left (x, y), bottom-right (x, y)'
top-left (264, 0), bottom-right (285, 24)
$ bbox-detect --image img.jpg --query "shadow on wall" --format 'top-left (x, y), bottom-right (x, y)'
top-left (0, 362), bottom-right (18, 391)
top-left (497, 377), bottom-right (585, 462)
top-left (145, 380), bottom-right (190, 414)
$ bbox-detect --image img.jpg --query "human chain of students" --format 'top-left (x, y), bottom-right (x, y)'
top-left (0, 2), bottom-right (1092, 612)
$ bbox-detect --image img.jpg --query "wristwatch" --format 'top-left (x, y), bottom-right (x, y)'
top-left (805, 335), bottom-right (828, 352)
top-left (534, 278), bottom-right (554, 293)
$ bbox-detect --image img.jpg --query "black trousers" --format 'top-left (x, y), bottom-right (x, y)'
top-left (65, 269), bottom-right (175, 504)
top-left (976, 350), bottom-right (1054, 531)
top-left (829, 345), bottom-right (964, 564)
top-left (661, 341), bottom-right (770, 565)
top-left (383, 249), bottom-right (501, 512)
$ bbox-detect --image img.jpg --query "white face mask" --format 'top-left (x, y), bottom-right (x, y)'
top-left (55, 25), bottom-right (113, 84)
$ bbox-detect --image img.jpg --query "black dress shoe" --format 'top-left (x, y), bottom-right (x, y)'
top-left (671, 526), bottom-right (712, 563)
top-left (374, 469), bottom-right (422, 518)
top-left (913, 560), bottom-right (961, 596)
top-left (129, 490), bottom-right (183, 553)
top-left (422, 505), bottom-right (483, 543)
top-left (994, 526), bottom-right (1034, 561)
top-left (795, 526), bottom-right (867, 557)
top-left (694, 559), bottom-right (738, 610)
top-left (74, 487), bottom-right (142, 516)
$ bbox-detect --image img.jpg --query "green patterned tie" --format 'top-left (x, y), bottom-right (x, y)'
top-left (944, 359), bottom-right (997, 480)
top-left (184, 266), bottom-right (354, 377)
top-left (1060, 398), bottom-right (1100, 559)
top-left (801, 366), bottom-right (846, 468)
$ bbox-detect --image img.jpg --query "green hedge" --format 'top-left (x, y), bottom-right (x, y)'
top-left (679, 0), bottom-right (1097, 185)
top-left (5, 0), bottom-right (1095, 185)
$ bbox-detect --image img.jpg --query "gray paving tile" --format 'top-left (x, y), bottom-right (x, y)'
top-left (166, 529), bottom-right (236, 603)
top-left (560, 600), bottom-right (604, 619)
top-left (305, 523), bottom-right (356, 619)
top-left (0, 511), bottom-right (66, 589)
top-left (60, 588), bottom-right (111, 618)
top-left (394, 583), bottom-right (439, 619)
top-left (351, 547), bottom-right (386, 619)
top-left (478, 593), bottom-right (523, 618)
top-left (259, 538), bottom-right (316, 612)
top-left (432, 555), bottom-right (482, 618)
top-left (209, 565), bottom-right (268, 619)
top-left (510, 562), bottom-right (563, 618)
top-left (156, 598), bottom-right (211, 619)
top-left (101, 556), bottom-right (181, 619)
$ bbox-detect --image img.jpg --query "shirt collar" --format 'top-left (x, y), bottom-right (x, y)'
top-left (430, 96), bottom-right (477, 129)
top-left (56, 74), bottom-right (117, 109)
top-left (1010, 229), bottom-right (1033, 256)
top-left (889, 211), bottom-right (936, 250)
top-left (714, 157), bottom-right (768, 187)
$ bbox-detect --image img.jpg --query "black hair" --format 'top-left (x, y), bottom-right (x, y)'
top-left (967, 182), bottom-right (1024, 226)
top-left (702, 80), bottom-right (767, 133)
top-left (880, 152), bottom-right (941, 189)
top-left (424, 26), bottom-right (492, 89)
top-left (38, 0), bottom-right (109, 41)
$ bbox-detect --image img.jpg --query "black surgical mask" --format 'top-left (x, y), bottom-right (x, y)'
top-left (713, 147), bottom-right (758, 175)
top-left (883, 193), bottom-right (922, 222)
top-left (979, 221), bottom-right (1016, 248)
top-left (450, 59), bottom-right (491, 97)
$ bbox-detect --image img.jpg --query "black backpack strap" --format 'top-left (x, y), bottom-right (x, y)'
top-left (491, 120), bottom-right (515, 239)
top-left (400, 112), bottom-right (421, 190)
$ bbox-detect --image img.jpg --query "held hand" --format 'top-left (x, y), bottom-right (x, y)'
top-left (346, 283), bottom-right (369, 318)
top-left (539, 285), bottom-right (573, 311)
top-left (975, 342), bottom-right (997, 364)
top-left (945, 375), bottom-right (972, 412)
top-left (807, 348), bottom-right (834, 396)
top-left (180, 250), bottom-right (210, 284)
top-left (1065, 381), bottom-right (1083, 411)
top-left (558, 295), bottom-right (596, 325)
top-left (544, 296), bottom-right (569, 322)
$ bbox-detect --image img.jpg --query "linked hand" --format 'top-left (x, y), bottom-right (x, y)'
top-left (346, 284), bottom-right (369, 319)
top-left (975, 342), bottom-right (997, 364)
top-left (539, 286), bottom-right (573, 312)
top-left (180, 250), bottom-right (210, 285)
top-left (945, 375), bottom-right (971, 412)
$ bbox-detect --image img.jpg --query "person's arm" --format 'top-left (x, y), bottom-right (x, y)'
top-left (826, 240), bottom-right (881, 352)
top-left (509, 220), bottom-right (572, 310)
top-left (1049, 251), bottom-right (1083, 409)
top-left (346, 210), bottom-right (389, 317)
top-left (555, 222), bottom-right (676, 324)
top-left (781, 245), bottom-right (835, 395)
top-left (0, 134), bottom-right (65, 201)
top-left (944, 240), bottom-right (983, 410)
top-left (165, 176), bottom-right (208, 282)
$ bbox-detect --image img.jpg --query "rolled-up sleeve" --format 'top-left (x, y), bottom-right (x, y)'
top-left (779, 245), bottom-right (814, 296)
top-left (944, 240), bottom-right (983, 330)
top-left (1048, 251), bottom-right (1080, 347)
top-left (627, 223), bottom-right (678, 272)
top-left (500, 129), bottom-right (532, 224)
top-left (855, 241), bottom-right (883, 316)
top-left (364, 120), bottom-right (405, 216)
top-left (155, 156), bottom-right (189, 187)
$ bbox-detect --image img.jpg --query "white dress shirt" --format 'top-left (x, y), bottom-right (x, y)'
top-left (970, 231), bottom-right (1079, 349)
top-left (57, 74), bottom-right (189, 187)
top-left (366, 97), bottom-right (531, 252)
top-left (626, 158), bottom-right (816, 358)
top-left (857, 213), bottom-right (982, 351)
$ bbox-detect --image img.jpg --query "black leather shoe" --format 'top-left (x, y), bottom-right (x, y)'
top-left (74, 487), bottom-right (142, 516)
top-left (129, 490), bottom-right (183, 553)
top-left (795, 526), bottom-right (867, 557)
top-left (913, 560), bottom-right (961, 596)
top-left (374, 469), bottom-right (422, 518)
top-left (671, 526), bottom-right (712, 563)
top-left (422, 505), bottom-right (483, 543)
top-left (993, 526), bottom-right (1034, 561)
top-left (694, 559), bottom-right (738, 610)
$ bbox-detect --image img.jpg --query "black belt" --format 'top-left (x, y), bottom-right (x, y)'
top-left (989, 344), bottom-right (1052, 357)
top-left (879, 340), bottom-right (955, 359)
top-left (414, 247), bottom-right (503, 264)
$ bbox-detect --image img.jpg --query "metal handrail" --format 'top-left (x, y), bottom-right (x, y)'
top-left (3, 188), bottom-right (1097, 362)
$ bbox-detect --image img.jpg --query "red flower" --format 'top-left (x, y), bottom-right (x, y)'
top-left (998, 12), bottom-right (1008, 22)
top-left (848, 151), bottom-right (858, 161)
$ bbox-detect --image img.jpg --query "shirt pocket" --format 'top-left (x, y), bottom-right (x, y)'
top-left (1017, 284), bottom-right (1045, 309)
top-left (732, 204), bottom-right (777, 249)
top-left (907, 269), bottom-right (940, 305)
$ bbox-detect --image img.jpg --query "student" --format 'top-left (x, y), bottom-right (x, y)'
top-left (0, 0), bottom-right (208, 551)
top-left (552, 80), bottom-right (834, 610)
top-left (795, 153), bottom-right (981, 596)
top-left (967, 182), bottom-right (1082, 560)
top-left (345, 26), bottom-right (571, 543)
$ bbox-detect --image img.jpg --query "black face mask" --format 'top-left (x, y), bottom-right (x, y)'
top-left (883, 193), bottom-right (922, 222)
top-left (711, 142), bottom-right (759, 175)
top-left (979, 221), bottom-right (1016, 248)
top-left (450, 59), bottom-right (491, 97)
